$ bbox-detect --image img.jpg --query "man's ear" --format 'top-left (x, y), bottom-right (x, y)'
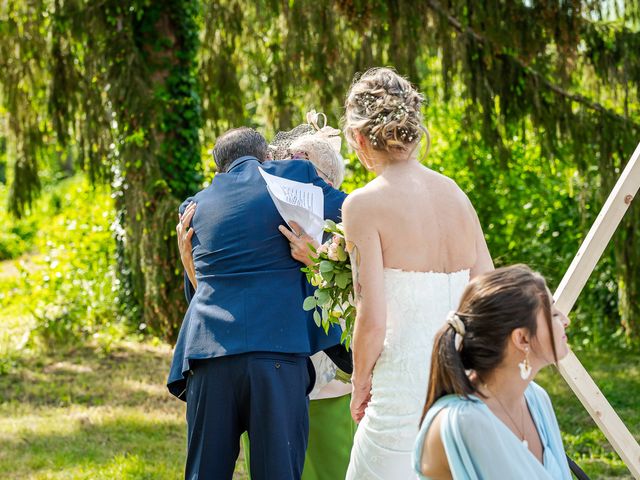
top-left (510, 327), bottom-right (530, 353)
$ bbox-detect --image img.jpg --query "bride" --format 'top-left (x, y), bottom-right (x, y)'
top-left (342, 68), bottom-right (494, 479)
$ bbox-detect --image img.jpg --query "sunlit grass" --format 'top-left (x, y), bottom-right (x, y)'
top-left (0, 340), bottom-right (249, 479)
top-left (0, 341), bottom-right (183, 479)
top-left (1, 241), bottom-right (637, 480)
top-left (537, 348), bottom-right (639, 480)
top-left (0, 405), bottom-right (183, 479)
top-left (0, 335), bottom-right (637, 479)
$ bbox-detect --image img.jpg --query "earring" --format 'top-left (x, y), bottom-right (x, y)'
top-left (518, 348), bottom-right (532, 380)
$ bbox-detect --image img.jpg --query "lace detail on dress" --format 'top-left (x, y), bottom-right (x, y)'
top-left (346, 268), bottom-right (470, 480)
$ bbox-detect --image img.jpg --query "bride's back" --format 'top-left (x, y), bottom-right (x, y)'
top-left (342, 67), bottom-right (491, 278)
top-left (356, 162), bottom-right (477, 274)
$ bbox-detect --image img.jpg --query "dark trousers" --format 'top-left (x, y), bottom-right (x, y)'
top-left (185, 352), bottom-right (312, 480)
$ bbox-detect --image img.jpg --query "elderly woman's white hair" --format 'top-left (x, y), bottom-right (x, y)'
top-left (270, 111), bottom-right (346, 187)
top-left (288, 134), bottom-right (345, 188)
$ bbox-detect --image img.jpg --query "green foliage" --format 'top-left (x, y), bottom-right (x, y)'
top-left (340, 92), bottom-right (627, 349)
top-left (1, 176), bottom-right (124, 350)
top-left (0, 181), bottom-right (38, 260)
top-left (193, 0), bottom-right (640, 340)
top-left (2, 0), bottom-right (640, 342)
top-left (424, 104), bottom-right (623, 349)
top-left (1, 0), bottom-right (204, 341)
top-left (302, 221), bottom-right (356, 348)
top-left (0, 222), bottom-right (36, 261)
top-left (165, 1), bottom-right (204, 198)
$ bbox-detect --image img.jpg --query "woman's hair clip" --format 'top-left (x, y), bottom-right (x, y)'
top-left (447, 311), bottom-right (466, 351)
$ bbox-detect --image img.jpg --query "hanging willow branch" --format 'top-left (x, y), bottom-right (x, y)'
top-left (2, 0), bottom-right (640, 338)
top-left (425, 0), bottom-right (639, 128)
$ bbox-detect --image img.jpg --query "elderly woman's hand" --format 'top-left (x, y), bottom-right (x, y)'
top-left (176, 202), bottom-right (197, 288)
top-left (278, 221), bottom-right (319, 266)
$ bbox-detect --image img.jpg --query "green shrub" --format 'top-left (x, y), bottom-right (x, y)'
top-left (0, 187), bottom-right (38, 260)
top-left (0, 231), bottom-right (27, 260)
top-left (8, 176), bottom-right (124, 349)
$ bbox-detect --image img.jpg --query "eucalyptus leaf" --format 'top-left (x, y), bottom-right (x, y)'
top-left (315, 289), bottom-right (330, 305)
top-left (303, 296), bottom-right (317, 311)
top-left (319, 261), bottom-right (334, 273)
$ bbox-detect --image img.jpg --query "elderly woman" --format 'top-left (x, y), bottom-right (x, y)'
top-left (216, 114), bottom-right (351, 480)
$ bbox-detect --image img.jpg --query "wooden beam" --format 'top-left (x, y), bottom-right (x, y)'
top-left (558, 353), bottom-right (640, 477)
top-left (554, 141), bottom-right (640, 478)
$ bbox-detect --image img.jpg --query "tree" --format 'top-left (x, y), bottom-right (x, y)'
top-left (1, 0), bottom-right (202, 341)
top-left (2, 0), bottom-right (639, 340)
top-left (197, 0), bottom-right (640, 338)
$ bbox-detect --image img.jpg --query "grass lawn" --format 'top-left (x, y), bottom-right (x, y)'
top-left (0, 249), bottom-right (638, 479)
top-left (0, 336), bottom-right (637, 480)
top-left (0, 340), bottom-right (249, 479)
top-left (537, 349), bottom-right (639, 479)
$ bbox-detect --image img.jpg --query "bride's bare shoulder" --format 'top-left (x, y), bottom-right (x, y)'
top-left (421, 167), bottom-right (470, 200)
top-left (343, 180), bottom-right (386, 211)
top-left (424, 166), bottom-right (461, 187)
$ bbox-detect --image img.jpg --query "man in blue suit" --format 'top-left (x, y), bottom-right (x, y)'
top-left (168, 127), bottom-right (347, 480)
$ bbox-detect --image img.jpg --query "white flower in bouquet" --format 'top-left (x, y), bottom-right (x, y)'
top-left (301, 220), bottom-right (356, 349)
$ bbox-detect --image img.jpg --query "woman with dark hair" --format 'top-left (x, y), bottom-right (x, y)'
top-left (413, 265), bottom-right (573, 479)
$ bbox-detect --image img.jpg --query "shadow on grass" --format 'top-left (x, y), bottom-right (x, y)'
top-left (0, 412), bottom-right (185, 479)
top-left (0, 340), bottom-right (250, 479)
top-left (1, 340), bottom-right (636, 479)
top-left (0, 341), bottom-right (176, 410)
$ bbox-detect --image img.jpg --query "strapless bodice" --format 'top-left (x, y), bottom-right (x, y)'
top-left (346, 268), bottom-right (470, 480)
top-left (382, 268), bottom-right (470, 351)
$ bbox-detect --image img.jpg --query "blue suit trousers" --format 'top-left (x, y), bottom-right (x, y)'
top-left (185, 352), bottom-right (313, 480)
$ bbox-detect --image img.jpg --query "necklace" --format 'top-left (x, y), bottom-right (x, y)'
top-left (484, 383), bottom-right (529, 449)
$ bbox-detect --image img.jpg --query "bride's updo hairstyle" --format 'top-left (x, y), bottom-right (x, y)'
top-left (421, 265), bottom-right (557, 424)
top-left (343, 67), bottom-right (430, 159)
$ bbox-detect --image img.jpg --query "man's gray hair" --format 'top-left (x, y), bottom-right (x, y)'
top-left (213, 127), bottom-right (269, 172)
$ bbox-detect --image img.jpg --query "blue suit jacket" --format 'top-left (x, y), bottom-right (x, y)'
top-left (167, 156), bottom-right (348, 399)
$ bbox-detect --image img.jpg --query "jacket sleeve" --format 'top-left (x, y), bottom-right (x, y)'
top-left (179, 195), bottom-right (197, 303)
top-left (306, 162), bottom-right (348, 222)
top-left (178, 196), bottom-right (195, 215)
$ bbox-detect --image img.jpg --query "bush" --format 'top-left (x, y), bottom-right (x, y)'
top-left (0, 187), bottom-right (38, 260)
top-left (0, 231), bottom-right (27, 260)
top-left (7, 176), bottom-right (124, 349)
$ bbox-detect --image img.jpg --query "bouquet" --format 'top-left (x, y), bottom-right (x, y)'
top-left (302, 220), bottom-right (356, 349)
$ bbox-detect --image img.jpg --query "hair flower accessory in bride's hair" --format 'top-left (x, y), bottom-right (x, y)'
top-left (447, 311), bottom-right (466, 351)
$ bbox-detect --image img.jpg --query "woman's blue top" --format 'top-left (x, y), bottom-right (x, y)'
top-left (413, 382), bottom-right (572, 479)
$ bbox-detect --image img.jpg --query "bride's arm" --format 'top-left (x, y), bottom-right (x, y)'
top-left (343, 191), bottom-right (386, 422)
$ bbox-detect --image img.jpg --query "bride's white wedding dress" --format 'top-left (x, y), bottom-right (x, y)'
top-left (346, 267), bottom-right (470, 480)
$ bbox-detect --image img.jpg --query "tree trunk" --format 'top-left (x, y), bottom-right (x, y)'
top-left (110, 1), bottom-right (202, 342)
